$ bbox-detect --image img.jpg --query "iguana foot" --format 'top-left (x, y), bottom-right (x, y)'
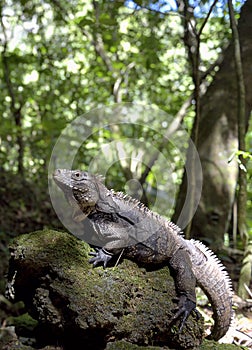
top-left (89, 248), bottom-right (113, 268)
top-left (170, 295), bottom-right (200, 332)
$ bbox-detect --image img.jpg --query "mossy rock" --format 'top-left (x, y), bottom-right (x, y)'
top-left (106, 339), bottom-right (248, 350)
top-left (6, 230), bottom-right (207, 349)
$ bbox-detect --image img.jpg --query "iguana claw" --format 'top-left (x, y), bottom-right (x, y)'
top-left (89, 248), bottom-right (113, 268)
top-left (170, 295), bottom-right (199, 332)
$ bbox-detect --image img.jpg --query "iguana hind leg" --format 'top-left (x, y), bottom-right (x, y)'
top-left (169, 247), bottom-right (198, 331)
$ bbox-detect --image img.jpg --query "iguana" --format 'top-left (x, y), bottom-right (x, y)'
top-left (53, 168), bottom-right (233, 341)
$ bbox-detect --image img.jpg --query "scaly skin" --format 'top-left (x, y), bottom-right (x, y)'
top-left (53, 168), bottom-right (233, 340)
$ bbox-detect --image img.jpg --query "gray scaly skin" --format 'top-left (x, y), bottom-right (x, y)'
top-left (53, 169), bottom-right (233, 341)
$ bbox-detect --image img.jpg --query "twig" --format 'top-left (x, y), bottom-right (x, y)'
top-left (113, 249), bottom-right (125, 269)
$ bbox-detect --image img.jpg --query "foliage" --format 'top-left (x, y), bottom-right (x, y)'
top-left (0, 3), bottom-right (252, 347)
top-left (0, 0), bottom-right (231, 175)
top-left (0, 0), bottom-right (251, 240)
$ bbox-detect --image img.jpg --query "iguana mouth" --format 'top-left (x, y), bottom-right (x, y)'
top-left (53, 169), bottom-right (72, 190)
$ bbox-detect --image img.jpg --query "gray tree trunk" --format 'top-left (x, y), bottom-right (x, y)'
top-left (173, 0), bottom-right (252, 249)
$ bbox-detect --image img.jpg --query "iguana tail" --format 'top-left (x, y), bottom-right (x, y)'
top-left (188, 239), bottom-right (233, 341)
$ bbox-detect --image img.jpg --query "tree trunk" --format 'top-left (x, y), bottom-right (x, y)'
top-left (173, 0), bottom-right (252, 249)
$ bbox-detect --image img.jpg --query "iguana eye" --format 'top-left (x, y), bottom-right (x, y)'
top-left (72, 171), bottom-right (82, 180)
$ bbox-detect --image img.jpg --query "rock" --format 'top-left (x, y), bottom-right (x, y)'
top-left (6, 230), bottom-right (204, 349)
top-left (106, 340), bottom-right (166, 349)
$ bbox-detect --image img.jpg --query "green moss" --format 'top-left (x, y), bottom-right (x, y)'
top-left (7, 312), bottom-right (38, 334)
top-left (106, 339), bottom-right (249, 350)
top-left (106, 340), bottom-right (164, 349)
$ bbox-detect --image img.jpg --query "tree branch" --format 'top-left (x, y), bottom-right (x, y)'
top-left (198, 0), bottom-right (219, 37)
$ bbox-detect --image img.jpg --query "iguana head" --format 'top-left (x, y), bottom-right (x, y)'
top-left (53, 169), bottom-right (102, 221)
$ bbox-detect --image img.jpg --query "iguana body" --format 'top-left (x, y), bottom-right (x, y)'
top-left (53, 169), bottom-right (233, 341)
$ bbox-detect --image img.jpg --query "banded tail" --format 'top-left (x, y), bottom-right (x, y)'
top-left (189, 239), bottom-right (233, 340)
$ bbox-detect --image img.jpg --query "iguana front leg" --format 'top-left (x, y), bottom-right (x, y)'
top-left (88, 217), bottom-right (130, 267)
top-left (169, 247), bottom-right (199, 331)
top-left (89, 248), bottom-right (115, 267)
